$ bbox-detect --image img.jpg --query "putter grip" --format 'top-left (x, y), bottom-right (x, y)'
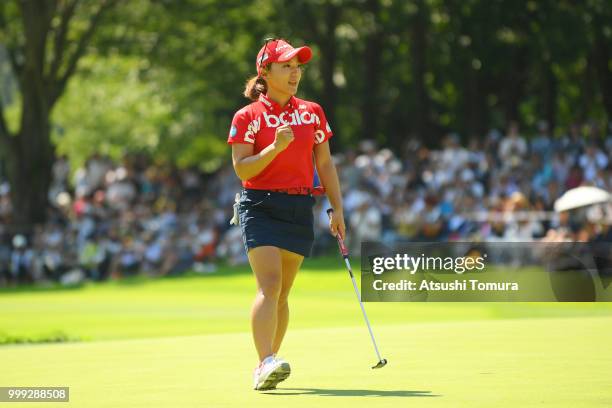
top-left (327, 208), bottom-right (349, 257)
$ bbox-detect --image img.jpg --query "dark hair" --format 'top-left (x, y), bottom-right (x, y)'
top-left (243, 75), bottom-right (268, 101)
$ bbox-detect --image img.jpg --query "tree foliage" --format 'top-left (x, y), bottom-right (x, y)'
top-left (0, 0), bottom-right (610, 230)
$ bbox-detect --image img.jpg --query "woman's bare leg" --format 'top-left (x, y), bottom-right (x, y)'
top-left (272, 249), bottom-right (304, 355)
top-left (248, 246), bottom-right (283, 362)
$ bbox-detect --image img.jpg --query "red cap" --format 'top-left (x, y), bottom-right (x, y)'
top-left (256, 39), bottom-right (312, 76)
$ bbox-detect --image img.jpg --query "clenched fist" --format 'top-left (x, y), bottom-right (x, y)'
top-left (273, 124), bottom-right (294, 152)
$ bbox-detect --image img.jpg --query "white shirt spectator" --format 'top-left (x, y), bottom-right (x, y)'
top-left (349, 204), bottom-right (382, 253)
top-left (106, 179), bottom-right (136, 210)
top-left (87, 156), bottom-right (112, 191)
top-left (579, 147), bottom-right (608, 182)
top-left (344, 189), bottom-right (371, 213)
top-left (498, 134), bottom-right (527, 168)
top-left (144, 239), bottom-right (164, 264)
top-left (10, 248), bottom-right (33, 278)
top-left (440, 143), bottom-right (470, 173)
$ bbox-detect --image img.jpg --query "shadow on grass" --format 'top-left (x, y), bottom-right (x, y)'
top-left (263, 388), bottom-right (440, 397)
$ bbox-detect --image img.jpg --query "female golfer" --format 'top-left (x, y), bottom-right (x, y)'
top-left (227, 38), bottom-right (345, 391)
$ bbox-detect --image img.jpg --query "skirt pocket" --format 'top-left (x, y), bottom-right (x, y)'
top-left (239, 189), bottom-right (270, 209)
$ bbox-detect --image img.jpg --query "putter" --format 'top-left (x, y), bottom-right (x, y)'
top-left (327, 208), bottom-right (388, 369)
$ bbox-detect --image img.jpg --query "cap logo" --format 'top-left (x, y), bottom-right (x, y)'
top-left (276, 43), bottom-right (290, 52)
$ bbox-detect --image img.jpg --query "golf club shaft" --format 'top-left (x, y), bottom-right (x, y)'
top-left (345, 257), bottom-right (384, 362)
top-left (327, 208), bottom-right (383, 362)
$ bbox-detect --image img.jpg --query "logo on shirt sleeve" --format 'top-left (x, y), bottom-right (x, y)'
top-left (230, 125), bottom-right (237, 138)
top-left (326, 122), bottom-right (332, 133)
top-left (244, 118), bottom-right (261, 143)
top-left (315, 130), bottom-right (326, 144)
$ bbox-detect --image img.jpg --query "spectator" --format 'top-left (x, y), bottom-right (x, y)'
top-left (1, 118), bottom-right (611, 287)
top-left (10, 235), bottom-right (34, 284)
top-left (348, 196), bottom-right (382, 253)
top-left (498, 121), bottom-right (527, 170)
top-left (531, 120), bottom-right (552, 158)
top-left (579, 143), bottom-right (608, 182)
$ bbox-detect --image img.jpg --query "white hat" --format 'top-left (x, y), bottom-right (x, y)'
top-left (12, 235), bottom-right (26, 248)
top-left (554, 186), bottom-right (611, 212)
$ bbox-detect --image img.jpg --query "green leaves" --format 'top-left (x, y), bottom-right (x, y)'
top-left (5, 0), bottom-right (612, 172)
top-left (52, 54), bottom-right (173, 169)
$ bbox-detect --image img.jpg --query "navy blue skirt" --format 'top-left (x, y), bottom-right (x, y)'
top-left (238, 189), bottom-right (316, 257)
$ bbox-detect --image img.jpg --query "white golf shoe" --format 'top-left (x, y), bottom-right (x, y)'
top-left (253, 355), bottom-right (291, 391)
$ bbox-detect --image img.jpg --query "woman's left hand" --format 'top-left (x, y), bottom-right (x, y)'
top-left (329, 210), bottom-right (346, 240)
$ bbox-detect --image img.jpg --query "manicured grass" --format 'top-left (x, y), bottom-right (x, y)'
top-left (1, 256), bottom-right (611, 407)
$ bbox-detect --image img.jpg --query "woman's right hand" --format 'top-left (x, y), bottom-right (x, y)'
top-left (273, 124), bottom-right (294, 152)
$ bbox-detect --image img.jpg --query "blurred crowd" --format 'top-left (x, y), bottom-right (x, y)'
top-left (324, 120), bottom-right (612, 254)
top-left (0, 153), bottom-right (239, 287)
top-left (1, 120), bottom-right (611, 286)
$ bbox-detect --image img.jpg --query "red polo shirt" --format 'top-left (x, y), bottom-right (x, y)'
top-left (227, 93), bottom-right (333, 190)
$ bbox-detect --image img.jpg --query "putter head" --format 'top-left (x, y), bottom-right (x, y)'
top-left (372, 359), bottom-right (388, 369)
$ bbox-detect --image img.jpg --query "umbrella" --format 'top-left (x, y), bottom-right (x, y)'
top-left (554, 186), bottom-right (611, 212)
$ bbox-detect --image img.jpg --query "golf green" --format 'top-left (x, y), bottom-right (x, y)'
top-left (1, 257), bottom-right (611, 407)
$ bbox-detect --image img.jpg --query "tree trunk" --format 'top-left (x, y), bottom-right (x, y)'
top-left (7, 36), bottom-right (55, 233)
top-left (541, 60), bottom-right (557, 132)
top-left (410, 0), bottom-right (432, 145)
top-left (4, 0), bottom-right (55, 234)
top-left (6, 129), bottom-right (54, 235)
top-left (463, 67), bottom-right (487, 140)
top-left (580, 53), bottom-right (596, 124)
top-left (0, 0), bottom-right (115, 234)
top-left (502, 47), bottom-right (528, 124)
top-left (592, 15), bottom-right (612, 123)
top-left (319, 2), bottom-right (339, 151)
top-left (361, 0), bottom-right (383, 143)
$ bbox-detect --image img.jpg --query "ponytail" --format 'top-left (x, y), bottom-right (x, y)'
top-left (244, 75), bottom-right (267, 101)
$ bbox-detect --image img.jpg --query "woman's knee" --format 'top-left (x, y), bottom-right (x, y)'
top-left (258, 274), bottom-right (282, 299)
top-left (278, 290), bottom-right (290, 306)
top-left (249, 246), bottom-right (283, 300)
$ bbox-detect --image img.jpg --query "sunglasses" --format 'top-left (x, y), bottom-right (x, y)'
top-left (258, 37), bottom-right (278, 73)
